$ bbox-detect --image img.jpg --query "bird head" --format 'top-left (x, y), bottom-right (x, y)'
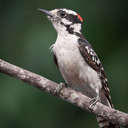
top-left (39, 8), bottom-right (83, 34)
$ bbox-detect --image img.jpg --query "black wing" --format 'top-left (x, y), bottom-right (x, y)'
top-left (78, 37), bottom-right (113, 107)
top-left (53, 53), bottom-right (59, 68)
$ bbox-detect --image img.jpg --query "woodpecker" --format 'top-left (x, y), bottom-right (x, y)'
top-left (39, 8), bottom-right (120, 128)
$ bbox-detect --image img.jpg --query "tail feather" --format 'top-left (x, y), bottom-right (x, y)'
top-left (96, 115), bottom-right (120, 128)
top-left (96, 89), bottom-right (120, 128)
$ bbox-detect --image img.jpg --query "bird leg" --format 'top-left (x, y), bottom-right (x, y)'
top-left (55, 82), bottom-right (68, 95)
top-left (89, 96), bottom-right (101, 110)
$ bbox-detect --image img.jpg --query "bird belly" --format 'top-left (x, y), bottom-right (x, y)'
top-left (53, 35), bottom-right (102, 98)
top-left (53, 46), bottom-right (101, 98)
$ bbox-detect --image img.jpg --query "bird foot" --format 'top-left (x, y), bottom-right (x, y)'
top-left (55, 82), bottom-right (66, 95)
top-left (89, 96), bottom-right (100, 110)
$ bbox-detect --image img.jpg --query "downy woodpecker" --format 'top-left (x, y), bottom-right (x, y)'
top-left (39, 8), bottom-right (120, 128)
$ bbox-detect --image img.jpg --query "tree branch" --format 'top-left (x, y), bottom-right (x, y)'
top-left (0, 58), bottom-right (128, 127)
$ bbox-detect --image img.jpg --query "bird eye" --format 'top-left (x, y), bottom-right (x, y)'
top-left (59, 11), bottom-right (66, 18)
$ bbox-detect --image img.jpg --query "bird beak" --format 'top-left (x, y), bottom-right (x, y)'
top-left (38, 8), bottom-right (53, 17)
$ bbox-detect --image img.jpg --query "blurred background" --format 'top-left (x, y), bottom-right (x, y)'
top-left (0, 0), bottom-right (128, 128)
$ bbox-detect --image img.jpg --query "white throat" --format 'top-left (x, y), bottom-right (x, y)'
top-left (52, 21), bottom-right (82, 36)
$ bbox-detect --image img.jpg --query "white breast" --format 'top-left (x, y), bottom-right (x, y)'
top-left (52, 33), bottom-right (102, 98)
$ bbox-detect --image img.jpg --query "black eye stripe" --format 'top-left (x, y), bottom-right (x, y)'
top-left (65, 14), bottom-right (81, 23)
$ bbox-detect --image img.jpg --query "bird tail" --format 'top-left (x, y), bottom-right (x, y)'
top-left (96, 115), bottom-right (120, 128)
top-left (96, 89), bottom-right (120, 128)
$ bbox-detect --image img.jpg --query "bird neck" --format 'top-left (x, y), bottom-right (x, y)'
top-left (53, 22), bottom-right (82, 36)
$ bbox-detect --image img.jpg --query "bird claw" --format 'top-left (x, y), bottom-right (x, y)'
top-left (55, 82), bottom-right (66, 95)
top-left (89, 96), bottom-right (100, 110)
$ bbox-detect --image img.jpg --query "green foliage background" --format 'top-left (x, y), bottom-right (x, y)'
top-left (0, 0), bottom-right (128, 128)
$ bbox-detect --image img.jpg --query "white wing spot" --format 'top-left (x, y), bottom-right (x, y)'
top-left (96, 59), bottom-right (100, 65)
top-left (90, 51), bottom-right (94, 55)
top-left (105, 78), bottom-right (108, 82)
top-left (101, 67), bottom-right (104, 71)
top-left (92, 56), bottom-right (95, 61)
top-left (85, 46), bottom-right (90, 53)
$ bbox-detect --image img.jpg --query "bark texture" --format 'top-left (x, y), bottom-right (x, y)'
top-left (0, 59), bottom-right (128, 127)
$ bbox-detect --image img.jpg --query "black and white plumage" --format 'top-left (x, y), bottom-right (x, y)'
top-left (77, 35), bottom-right (113, 107)
top-left (39, 8), bottom-right (119, 128)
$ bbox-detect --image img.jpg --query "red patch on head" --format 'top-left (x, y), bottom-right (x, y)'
top-left (77, 14), bottom-right (83, 22)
